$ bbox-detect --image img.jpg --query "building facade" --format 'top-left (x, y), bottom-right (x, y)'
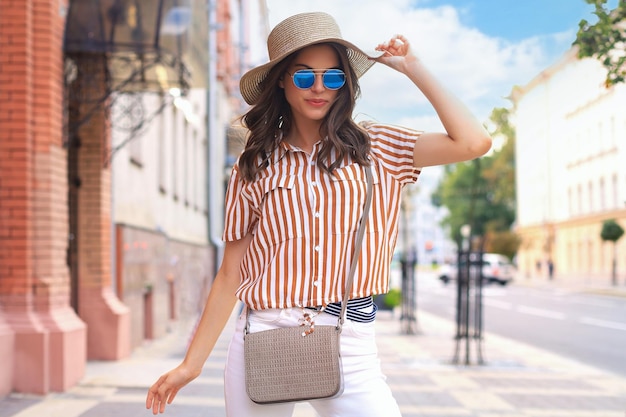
top-left (512, 48), bottom-right (626, 284)
top-left (0, 0), bottom-right (251, 396)
top-left (110, 0), bottom-right (249, 351)
top-left (111, 88), bottom-right (214, 350)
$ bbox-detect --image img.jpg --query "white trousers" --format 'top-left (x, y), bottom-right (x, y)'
top-left (224, 308), bottom-right (402, 417)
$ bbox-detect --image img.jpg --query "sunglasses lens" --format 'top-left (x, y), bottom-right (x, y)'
top-left (323, 69), bottom-right (345, 90)
top-left (292, 70), bottom-right (315, 89)
top-left (291, 69), bottom-right (346, 90)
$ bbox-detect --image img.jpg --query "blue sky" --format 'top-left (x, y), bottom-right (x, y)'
top-left (251, 0), bottom-right (615, 131)
top-left (423, 0), bottom-right (618, 61)
top-left (434, 0), bottom-right (595, 41)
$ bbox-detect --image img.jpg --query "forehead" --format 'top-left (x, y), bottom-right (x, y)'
top-left (291, 44), bottom-right (341, 67)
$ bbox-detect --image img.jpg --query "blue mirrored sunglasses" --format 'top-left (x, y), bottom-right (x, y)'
top-left (290, 69), bottom-right (346, 90)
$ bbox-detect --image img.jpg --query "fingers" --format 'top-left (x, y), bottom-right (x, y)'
top-left (158, 393), bottom-right (168, 414)
top-left (387, 36), bottom-right (408, 55)
top-left (167, 388), bottom-right (180, 404)
top-left (146, 392), bottom-right (161, 415)
top-left (146, 387), bottom-right (162, 414)
top-left (393, 34), bottom-right (409, 44)
top-left (146, 383), bottom-right (158, 413)
top-left (146, 376), bottom-right (175, 414)
top-left (145, 365), bottom-right (196, 414)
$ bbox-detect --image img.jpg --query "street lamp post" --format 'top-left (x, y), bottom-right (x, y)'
top-left (399, 187), bottom-right (418, 335)
top-left (452, 224), bottom-right (485, 365)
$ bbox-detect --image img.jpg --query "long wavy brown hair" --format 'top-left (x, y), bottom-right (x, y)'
top-left (237, 42), bottom-right (371, 182)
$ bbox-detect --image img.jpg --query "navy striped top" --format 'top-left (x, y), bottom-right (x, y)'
top-left (309, 296), bottom-right (377, 323)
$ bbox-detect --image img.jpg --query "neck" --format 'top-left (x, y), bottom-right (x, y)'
top-left (286, 119), bottom-right (323, 153)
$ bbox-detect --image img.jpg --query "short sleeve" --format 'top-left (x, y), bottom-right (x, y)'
top-left (222, 164), bottom-right (257, 242)
top-left (365, 123), bottom-right (422, 184)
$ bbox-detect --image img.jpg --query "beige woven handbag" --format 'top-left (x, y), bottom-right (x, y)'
top-left (243, 165), bottom-right (373, 404)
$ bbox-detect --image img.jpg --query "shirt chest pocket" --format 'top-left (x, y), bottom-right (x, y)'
top-left (329, 165), bottom-right (380, 235)
top-left (253, 175), bottom-right (301, 242)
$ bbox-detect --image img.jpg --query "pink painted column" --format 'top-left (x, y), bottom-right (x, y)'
top-left (69, 53), bottom-right (130, 360)
top-left (0, 316), bottom-right (15, 395)
top-left (0, 0), bottom-right (87, 394)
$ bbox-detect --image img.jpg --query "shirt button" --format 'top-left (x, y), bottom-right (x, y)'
top-left (311, 181), bottom-right (317, 187)
top-left (314, 246), bottom-right (320, 251)
top-left (314, 212), bottom-right (320, 218)
top-left (313, 281), bottom-right (320, 287)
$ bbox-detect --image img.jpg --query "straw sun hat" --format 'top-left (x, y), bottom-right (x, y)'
top-left (239, 12), bottom-right (382, 105)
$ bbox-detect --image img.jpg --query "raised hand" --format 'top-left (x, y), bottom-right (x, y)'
top-left (373, 34), bottom-right (417, 72)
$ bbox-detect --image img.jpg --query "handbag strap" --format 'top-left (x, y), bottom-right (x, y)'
top-left (338, 164), bottom-right (373, 327)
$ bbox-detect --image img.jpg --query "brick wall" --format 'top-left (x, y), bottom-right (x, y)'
top-left (0, 0), bottom-right (86, 395)
top-left (0, 0), bottom-right (35, 305)
top-left (67, 53), bottom-right (130, 361)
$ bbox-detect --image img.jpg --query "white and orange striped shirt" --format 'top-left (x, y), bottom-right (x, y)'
top-left (223, 123), bottom-right (421, 310)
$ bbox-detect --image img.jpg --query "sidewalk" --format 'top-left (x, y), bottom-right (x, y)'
top-left (511, 269), bottom-right (626, 292)
top-left (1, 308), bottom-right (625, 417)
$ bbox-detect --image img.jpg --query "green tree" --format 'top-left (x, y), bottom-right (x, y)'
top-left (574, 0), bottom-right (626, 86)
top-left (482, 107), bottom-right (516, 211)
top-left (432, 160), bottom-right (488, 245)
top-left (600, 219), bottom-right (624, 285)
top-left (432, 108), bottom-right (519, 259)
top-left (482, 108), bottom-right (520, 259)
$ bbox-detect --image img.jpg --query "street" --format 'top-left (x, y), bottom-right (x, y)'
top-left (3, 276), bottom-right (626, 417)
top-left (416, 270), bottom-right (626, 378)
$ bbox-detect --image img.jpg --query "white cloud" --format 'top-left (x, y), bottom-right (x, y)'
top-left (249, 0), bottom-right (569, 131)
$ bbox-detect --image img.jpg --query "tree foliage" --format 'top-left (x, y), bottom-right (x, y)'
top-left (482, 108), bottom-right (516, 211)
top-left (600, 218), bottom-right (624, 285)
top-left (601, 218), bottom-right (625, 242)
top-left (432, 108), bottom-right (519, 258)
top-left (574, 0), bottom-right (626, 86)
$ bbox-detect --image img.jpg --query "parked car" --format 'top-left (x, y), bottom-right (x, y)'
top-left (480, 253), bottom-right (516, 285)
top-left (437, 262), bottom-right (457, 285)
top-left (438, 253), bottom-right (515, 286)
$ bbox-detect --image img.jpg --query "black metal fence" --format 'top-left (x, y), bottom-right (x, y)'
top-left (453, 248), bottom-right (485, 364)
top-left (400, 249), bottom-right (418, 335)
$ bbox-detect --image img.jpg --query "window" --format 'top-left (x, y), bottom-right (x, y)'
top-left (193, 129), bottom-right (200, 210)
top-left (201, 138), bottom-right (207, 214)
top-left (158, 94), bottom-right (167, 193)
top-left (129, 95), bottom-right (146, 166)
top-left (577, 184), bottom-right (583, 215)
top-left (183, 119), bottom-right (189, 206)
top-left (599, 177), bottom-right (605, 211)
top-left (610, 116), bottom-right (616, 148)
top-left (568, 187), bottom-right (572, 216)
top-left (598, 121), bottom-right (604, 151)
top-left (172, 106), bottom-right (179, 200)
top-left (614, 174), bottom-right (620, 209)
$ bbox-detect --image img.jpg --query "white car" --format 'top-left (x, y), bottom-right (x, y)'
top-left (437, 262), bottom-right (457, 285)
top-left (438, 253), bottom-right (515, 286)
top-left (480, 253), bottom-right (516, 285)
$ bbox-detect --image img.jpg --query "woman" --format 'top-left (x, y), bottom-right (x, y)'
top-left (146, 11), bottom-right (491, 417)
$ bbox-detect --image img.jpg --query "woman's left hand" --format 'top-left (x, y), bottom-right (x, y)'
top-left (372, 35), bottom-right (492, 167)
top-left (373, 35), bottom-right (417, 73)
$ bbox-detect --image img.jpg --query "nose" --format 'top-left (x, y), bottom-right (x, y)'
top-left (310, 73), bottom-right (325, 92)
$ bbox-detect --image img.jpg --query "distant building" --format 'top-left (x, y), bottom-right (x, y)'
top-left (111, 88), bottom-right (213, 350)
top-left (511, 48), bottom-right (626, 283)
top-left (110, 0), bottom-right (251, 351)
